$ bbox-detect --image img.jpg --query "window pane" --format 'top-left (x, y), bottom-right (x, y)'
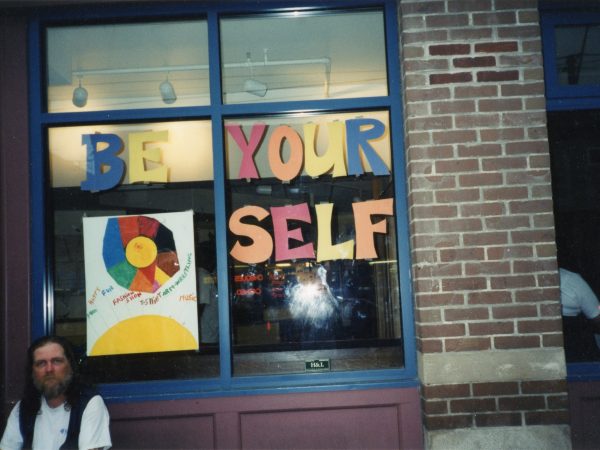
top-left (225, 111), bottom-right (403, 375)
top-left (49, 121), bottom-right (219, 382)
top-left (47, 21), bottom-right (209, 112)
top-left (554, 24), bottom-right (600, 86)
top-left (548, 110), bottom-right (600, 363)
top-left (220, 10), bottom-right (388, 104)
top-left (49, 121), bottom-right (213, 187)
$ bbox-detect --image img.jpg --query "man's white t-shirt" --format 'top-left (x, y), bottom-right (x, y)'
top-left (0, 395), bottom-right (111, 450)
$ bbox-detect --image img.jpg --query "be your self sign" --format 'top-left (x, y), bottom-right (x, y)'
top-left (78, 117), bottom-right (395, 264)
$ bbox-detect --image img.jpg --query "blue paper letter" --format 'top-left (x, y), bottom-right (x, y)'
top-left (80, 133), bottom-right (125, 192)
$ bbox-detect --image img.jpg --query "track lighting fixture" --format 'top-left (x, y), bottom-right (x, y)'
top-left (159, 74), bottom-right (177, 104)
top-left (72, 77), bottom-right (88, 108)
top-left (244, 52), bottom-right (268, 97)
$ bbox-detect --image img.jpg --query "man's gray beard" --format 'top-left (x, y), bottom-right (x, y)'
top-left (34, 370), bottom-right (73, 400)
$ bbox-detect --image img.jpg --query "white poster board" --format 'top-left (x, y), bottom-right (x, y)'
top-left (83, 210), bottom-right (199, 356)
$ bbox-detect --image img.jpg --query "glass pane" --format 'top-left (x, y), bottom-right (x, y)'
top-left (225, 111), bottom-right (403, 375)
top-left (49, 121), bottom-right (219, 382)
top-left (49, 121), bottom-right (213, 188)
top-left (554, 24), bottom-right (600, 86)
top-left (47, 21), bottom-right (209, 112)
top-left (220, 10), bottom-right (388, 104)
top-left (548, 109), bottom-right (600, 363)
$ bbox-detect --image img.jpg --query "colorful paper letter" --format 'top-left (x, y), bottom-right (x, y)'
top-left (353, 198), bottom-right (394, 259)
top-left (128, 130), bottom-right (169, 184)
top-left (271, 203), bottom-right (315, 261)
top-left (304, 122), bottom-right (347, 178)
top-left (226, 123), bottom-right (266, 180)
top-left (81, 133), bottom-right (125, 192)
top-left (268, 125), bottom-right (304, 182)
top-left (315, 203), bottom-right (354, 261)
top-left (229, 206), bottom-right (273, 264)
top-left (346, 118), bottom-right (390, 176)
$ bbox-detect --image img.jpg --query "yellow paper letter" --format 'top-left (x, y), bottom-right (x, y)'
top-left (315, 203), bottom-right (354, 262)
top-left (304, 122), bottom-right (347, 178)
top-left (128, 130), bottom-right (169, 184)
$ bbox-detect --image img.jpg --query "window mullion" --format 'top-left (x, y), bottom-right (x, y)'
top-left (207, 9), bottom-right (233, 388)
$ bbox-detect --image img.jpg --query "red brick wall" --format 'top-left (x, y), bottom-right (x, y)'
top-left (400, 0), bottom-right (569, 431)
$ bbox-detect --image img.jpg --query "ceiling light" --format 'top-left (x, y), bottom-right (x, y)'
top-left (72, 77), bottom-right (88, 108)
top-left (159, 75), bottom-right (177, 104)
top-left (244, 78), bottom-right (268, 97)
top-left (244, 52), bottom-right (268, 97)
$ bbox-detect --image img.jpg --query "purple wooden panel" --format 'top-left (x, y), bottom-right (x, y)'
top-left (111, 414), bottom-right (215, 449)
top-left (240, 406), bottom-right (400, 449)
top-left (0, 11), bottom-right (31, 421)
top-left (107, 387), bottom-right (423, 450)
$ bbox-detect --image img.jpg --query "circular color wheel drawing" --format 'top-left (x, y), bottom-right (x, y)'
top-left (102, 216), bottom-right (180, 293)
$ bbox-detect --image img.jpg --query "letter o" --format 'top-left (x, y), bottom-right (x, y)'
top-left (268, 125), bottom-right (303, 181)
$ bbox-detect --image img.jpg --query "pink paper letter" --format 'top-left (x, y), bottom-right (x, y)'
top-left (271, 203), bottom-right (315, 261)
top-left (226, 123), bottom-right (267, 180)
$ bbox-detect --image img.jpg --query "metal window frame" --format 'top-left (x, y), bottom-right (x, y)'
top-left (29, 0), bottom-right (418, 402)
top-left (541, 2), bottom-right (600, 379)
top-left (541, 4), bottom-right (600, 111)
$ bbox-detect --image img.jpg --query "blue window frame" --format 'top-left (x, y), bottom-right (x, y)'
top-left (541, 3), bottom-right (600, 381)
top-left (541, 4), bottom-right (600, 110)
top-left (29, 0), bottom-right (417, 401)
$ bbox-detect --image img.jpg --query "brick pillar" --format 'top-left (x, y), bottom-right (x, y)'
top-left (399, 0), bottom-right (571, 447)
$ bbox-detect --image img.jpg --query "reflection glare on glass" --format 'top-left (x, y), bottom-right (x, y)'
top-left (287, 265), bottom-right (338, 328)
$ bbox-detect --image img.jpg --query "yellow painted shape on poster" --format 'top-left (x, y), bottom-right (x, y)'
top-left (90, 315), bottom-right (198, 356)
top-left (126, 236), bottom-right (158, 268)
top-left (154, 266), bottom-right (170, 286)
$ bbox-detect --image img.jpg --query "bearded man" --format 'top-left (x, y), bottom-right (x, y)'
top-left (0, 336), bottom-right (111, 450)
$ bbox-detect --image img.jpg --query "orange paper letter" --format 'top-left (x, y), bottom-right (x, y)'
top-left (352, 198), bottom-right (394, 259)
top-left (268, 125), bottom-right (303, 181)
top-left (229, 206), bottom-right (273, 264)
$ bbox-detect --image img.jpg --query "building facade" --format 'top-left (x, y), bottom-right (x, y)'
top-left (1, 0), bottom-right (599, 449)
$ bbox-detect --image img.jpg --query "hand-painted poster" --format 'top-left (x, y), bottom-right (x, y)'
top-left (83, 210), bottom-right (198, 356)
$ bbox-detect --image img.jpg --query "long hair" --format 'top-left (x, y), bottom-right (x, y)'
top-left (20, 335), bottom-right (84, 418)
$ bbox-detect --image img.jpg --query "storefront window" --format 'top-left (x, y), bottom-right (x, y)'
top-left (49, 121), bottom-right (218, 381)
top-left (35, 2), bottom-right (411, 390)
top-left (548, 110), bottom-right (600, 363)
top-left (220, 10), bottom-right (388, 103)
top-left (225, 112), bottom-right (402, 375)
top-left (554, 25), bottom-right (600, 86)
top-left (543, 7), bottom-right (600, 368)
top-left (46, 20), bottom-right (209, 112)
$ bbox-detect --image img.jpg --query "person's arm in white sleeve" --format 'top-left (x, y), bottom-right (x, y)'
top-left (574, 272), bottom-right (600, 321)
top-left (78, 395), bottom-right (111, 450)
top-left (0, 402), bottom-right (24, 450)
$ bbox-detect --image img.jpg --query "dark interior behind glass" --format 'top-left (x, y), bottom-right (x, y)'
top-left (548, 109), bottom-right (600, 362)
